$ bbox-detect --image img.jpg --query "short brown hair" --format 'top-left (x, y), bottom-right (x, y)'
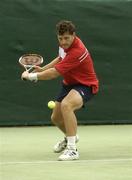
top-left (56, 20), bottom-right (76, 35)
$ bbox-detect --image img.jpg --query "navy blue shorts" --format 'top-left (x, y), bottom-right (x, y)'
top-left (55, 83), bottom-right (94, 105)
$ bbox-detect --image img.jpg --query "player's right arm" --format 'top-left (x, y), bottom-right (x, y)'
top-left (34, 57), bottom-right (60, 72)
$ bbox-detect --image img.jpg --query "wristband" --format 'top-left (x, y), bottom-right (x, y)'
top-left (28, 73), bottom-right (38, 82)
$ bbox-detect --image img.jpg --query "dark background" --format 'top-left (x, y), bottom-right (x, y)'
top-left (0, 0), bottom-right (132, 126)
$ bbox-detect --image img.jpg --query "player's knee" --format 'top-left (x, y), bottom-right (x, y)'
top-left (61, 100), bottom-right (72, 112)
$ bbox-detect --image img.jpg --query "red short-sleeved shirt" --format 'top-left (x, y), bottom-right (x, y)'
top-left (54, 36), bottom-right (99, 94)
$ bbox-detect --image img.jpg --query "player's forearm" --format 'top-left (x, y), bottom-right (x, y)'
top-left (42, 57), bottom-right (60, 71)
top-left (21, 68), bottom-right (60, 81)
top-left (37, 68), bottom-right (60, 80)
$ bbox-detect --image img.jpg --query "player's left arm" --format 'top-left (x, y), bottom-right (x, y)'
top-left (21, 67), bottom-right (60, 81)
top-left (37, 68), bottom-right (60, 80)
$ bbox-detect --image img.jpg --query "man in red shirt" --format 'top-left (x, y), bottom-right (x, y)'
top-left (22, 20), bottom-right (99, 161)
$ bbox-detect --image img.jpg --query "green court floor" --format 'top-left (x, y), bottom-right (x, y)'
top-left (0, 125), bottom-right (132, 180)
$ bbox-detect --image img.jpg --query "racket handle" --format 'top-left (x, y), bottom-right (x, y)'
top-left (27, 66), bottom-right (35, 73)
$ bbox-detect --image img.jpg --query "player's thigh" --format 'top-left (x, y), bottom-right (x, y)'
top-left (51, 101), bottom-right (64, 122)
top-left (62, 89), bottom-right (83, 111)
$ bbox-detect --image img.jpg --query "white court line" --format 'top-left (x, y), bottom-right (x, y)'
top-left (1, 158), bottom-right (132, 165)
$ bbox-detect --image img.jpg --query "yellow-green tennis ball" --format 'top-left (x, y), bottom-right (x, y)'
top-left (48, 101), bottom-right (56, 109)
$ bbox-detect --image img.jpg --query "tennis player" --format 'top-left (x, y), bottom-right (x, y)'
top-left (21, 20), bottom-right (99, 161)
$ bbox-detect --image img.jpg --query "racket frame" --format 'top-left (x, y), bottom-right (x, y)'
top-left (19, 53), bottom-right (43, 72)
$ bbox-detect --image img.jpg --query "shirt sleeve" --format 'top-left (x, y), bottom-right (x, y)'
top-left (54, 49), bottom-right (82, 75)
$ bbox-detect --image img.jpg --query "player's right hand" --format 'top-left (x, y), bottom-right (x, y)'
top-left (32, 66), bottom-right (43, 72)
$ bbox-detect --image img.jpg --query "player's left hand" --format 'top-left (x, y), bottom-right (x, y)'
top-left (21, 71), bottom-right (29, 80)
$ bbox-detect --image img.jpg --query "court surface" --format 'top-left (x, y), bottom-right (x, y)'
top-left (0, 125), bottom-right (132, 180)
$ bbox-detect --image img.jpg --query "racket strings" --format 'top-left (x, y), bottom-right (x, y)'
top-left (20, 56), bottom-right (42, 66)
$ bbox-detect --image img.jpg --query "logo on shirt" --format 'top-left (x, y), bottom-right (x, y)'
top-left (80, 90), bottom-right (84, 96)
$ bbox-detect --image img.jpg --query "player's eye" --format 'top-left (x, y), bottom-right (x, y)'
top-left (64, 37), bottom-right (69, 40)
top-left (58, 37), bottom-right (62, 41)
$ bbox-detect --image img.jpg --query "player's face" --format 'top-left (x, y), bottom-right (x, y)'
top-left (57, 32), bottom-right (75, 49)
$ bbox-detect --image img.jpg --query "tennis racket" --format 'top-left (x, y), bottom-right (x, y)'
top-left (19, 53), bottom-right (43, 73)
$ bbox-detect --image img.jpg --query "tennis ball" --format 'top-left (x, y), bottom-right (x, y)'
top-left (48, 101), bottom-right (56, 109)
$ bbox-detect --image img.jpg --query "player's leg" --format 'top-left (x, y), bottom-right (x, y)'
top-left (61, 89), bottom-right (83, 137)
top-left (51, 101), bottom-right (68, 153)
top-left (51, 101), bottom-right (79, 153)
top-left (51, 101), bottom-right (66, 134)
top-left (51, 83), bottom-right (69, 134)
top-left (58, 89), bottom-right (83, 160)
top-left (60, 85), bottom-right (93, 136)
